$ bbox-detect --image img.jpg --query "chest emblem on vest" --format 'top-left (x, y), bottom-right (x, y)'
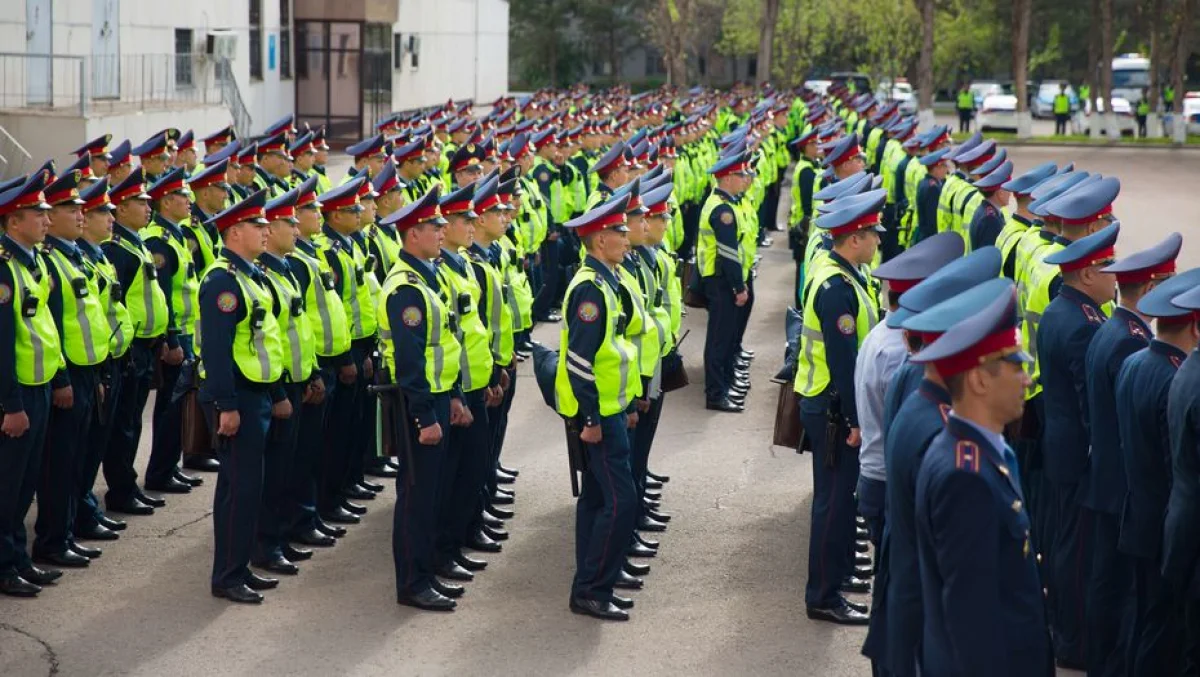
top-left (401, 306), bottom-right (423, 327)
top-left (577, 301), bottom-right (599, 323)
top-left (216, 291), bottom-right (239, 313)
top-left (837, 314), bottom-right (855, 335)
top-left (0, 283), bottom-right (10, 305)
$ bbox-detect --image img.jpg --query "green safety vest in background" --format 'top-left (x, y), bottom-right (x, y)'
top-left (957, 91), bottom-right (974, 110)
top-left (1054, 94), bottom-right (1070, 114)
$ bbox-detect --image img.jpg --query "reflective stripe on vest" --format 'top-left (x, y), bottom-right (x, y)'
top-left (289, 247), bottom-right (350, 357)
top-left (697, 192), bottom-right (742, 277)
top-left (554, 267), bottom-right (642, 417)
top-left (142, 224), bottom-right (199, 335)
top-left (112, 234), bottom-right (169, 338)
top-left (794, 261), bottom-right (878, 397)
top-left (377, 261), bottom-right (462, 394)
top-left (438, 258), bottom-right (494, 392)
top-left (85, 252), bottom-right (133, 358)
top-left (7, 254), bottom-right (63, 385)
top-left (46, 247), bottom-right (109, 366)
top-left (263, 262), bottom-right (315, 381)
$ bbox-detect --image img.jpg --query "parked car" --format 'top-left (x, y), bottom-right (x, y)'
top-left (830, 72), bottom-right (872, 95)
top-left (969, 81), bottom-right (1005, 109)
top-left (1164, 91), bottom-right (1200, 136)
top-left (977, 94), bottom-right (1020, 132)
top-left (1031, 81), bottom-right (1080, 118)
top-left (805, 79), bottom-right (832, 96)
top-left (1079, 97), bottom-right (1137, 136)
top-left (877, 78), bottom-right (917, 115)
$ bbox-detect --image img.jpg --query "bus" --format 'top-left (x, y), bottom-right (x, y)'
top-left (1112, 54), bottom-right (1151, 104)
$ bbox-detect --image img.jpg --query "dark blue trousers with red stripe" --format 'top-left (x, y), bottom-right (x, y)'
top-left (800, 391), bottom-right (861, 609)
top-left (572, 412), bottom-right (638, 604)
top-left (204, 388), bottom-right (272, 590)
top-left (392, 394), bottom-right (449, 598)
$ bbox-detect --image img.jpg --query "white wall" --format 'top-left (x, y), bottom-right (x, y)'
top-left (0, 0), bottom-right (294, 137)
top-left (390, 0), bottom-right (508, 111)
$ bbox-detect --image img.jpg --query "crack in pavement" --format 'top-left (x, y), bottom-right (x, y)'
top-left (0, 622), bottom-right (60, 676)
top-left (158, 511), bottom-right (213, 538)
top-left (712, 452), bottom-right (761, 511)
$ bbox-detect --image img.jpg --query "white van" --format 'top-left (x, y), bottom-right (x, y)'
top-left (1112, 54), bottom-right (1151, 105)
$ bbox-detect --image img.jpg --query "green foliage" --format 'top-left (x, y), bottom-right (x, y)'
top-left (716, 0), bottom-right (761, 57)
top-left (1029, 24), bottom-right (1064, 78)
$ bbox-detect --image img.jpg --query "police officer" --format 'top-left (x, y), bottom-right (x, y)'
top-left (201, 126), bottom-right (236, 158)
top-left (914, 148), bottom-right (951, 245)
top-left (74, 178), bottom-right (133, 542)
top-left (787, 128), bottom-right (820, 307)
top-left (197, 189), bottom-right (286, 604)
top-left (556, 194), bottom-right (641, 621)
top-left (133, 131), bottom-right (174, 184)
top-left (1116, 268), bottom-right (1200, 674)
top-left (1054, 84), bottom-right (1071, 135)
top-left (995, 162), bottom-right (1057, 279)
top-left (956, 84), bottom-right (975, 133)
top-left (253, 188), bottom-right (320, 576)
top-left (107, 139), bottom-right (134, 186)
top-left (966, 161), bottom-right (1014, 252)
top-left (33, 169), bottom-right (111, 569)
top-left (795, 189), bottom-right (885, 625)
top-left (73, 134), bottom-right (114, 179)
top-left (0, 173), bottom-right (67, 597)
top-left (377, 187), bottom-right (463, 612)
top-left (101, 168), bottom-right (170, 516)
top-left (699, 152), bottom-right (754, 412)
top-left (1040, 220), bottom-right (1121, 669)
top-left (912, 288), bottom-right (1051, 676)
top-left (256, 134), bottom-right (294, 198)
top-left (585, 140), bottom-right (630, 211)
top-left (143, 167), bottom-right (203, 494)
top-left (1083, 233), bottom-right (1182, 676)
top-left (341, 135), bottom-right (388, 186)
top-left (184, 160), bottom-right (229, 282)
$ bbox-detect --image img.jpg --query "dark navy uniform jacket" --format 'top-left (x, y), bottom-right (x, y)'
top-left (197, 248), bottom-right (286, 411)
top-left (562, 255), bottom-right (622, 428)
top-left (967, 201), bottom-right (1005, 252)
top-left (914, 176), bottom-right (942, 245)
top-left (1116, 341), bottom-right (1185, 560)
top-left (383, 249), bottom-right (462, 429)
top-left (881, 377), bottom-right (950, 676)
top-left (812, 250), bottom-right (870, 426)
top-left (1082, 307), bottom-right (1151, 514)
top-left (916, 415), bottom-right (1052, 676)
top-left (1162, 349), bottom-right (1200, 596)
top-left (1037, 284), bottom-right (1106, 485)
top-left (707, 189), bottom-right (746, 293)
top-left (883, 357), bottom-right (923, 440)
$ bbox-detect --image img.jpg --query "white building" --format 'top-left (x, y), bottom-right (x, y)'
top-left (0, 0), bottom-right (509, 175)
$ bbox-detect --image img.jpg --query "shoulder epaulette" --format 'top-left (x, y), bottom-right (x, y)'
top-left (1082, 304), bottom-right (1104, 325)
top-left (405, 271), bottom-right (421, 285)
top-left (0, 245), bottom-right (10, 261)
top-left (953, 440), bottom-right (982, 473)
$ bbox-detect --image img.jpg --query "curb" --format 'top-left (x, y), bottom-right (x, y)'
top-left (984, 140), bottom-right (1200, 151)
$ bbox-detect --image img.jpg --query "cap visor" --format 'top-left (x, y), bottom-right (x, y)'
top-left (1002, 350), bottom-right (1033, 366)
top-left (465, 210), bottom-right (479, 219)
top-left (872, 224), bottom-right (887, 233)
top-left (611, 224), bottom-right (630, 232)
top-left (34, 202), bottom-right (52, 211)
top-left (434, 215), bottom-right (449, 225)
top-left (885, 306), bottom-right (914, 329)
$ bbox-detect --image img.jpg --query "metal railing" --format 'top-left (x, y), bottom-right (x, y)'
top-left (0, 122), bottom-right (32, 180)
top-left (0, 52), bottom-right (229, 116)
top-left (215, 59), bottom-right (253, 139)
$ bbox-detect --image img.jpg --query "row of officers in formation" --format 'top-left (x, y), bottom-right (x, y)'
top-left (777, 81), bottom-right (1200, 677)
top-left (0, 84), bottom-right (805, 618)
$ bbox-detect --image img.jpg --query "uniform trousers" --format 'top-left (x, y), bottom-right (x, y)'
top-left (0, 384), bottom-right (50, 576)
top-left (486, 365), bottom-right (518, 497)
top-left (256, 382), bottom-right (305, 563)
top-left (392, 394), bottom-right (450, 597)
top-left (735, 278), bottom-right (754, 355)
top-left (631, 392), bottom-right (665, 524)
top-left (800, 391), bottom-right (861, 609)
top-left (77, 358), bottom-right (121, 532)
top-left (533, 238), bottom-right (562, 320)
top-left (1087, 510), bottom-right (1135, 677)
top-left (35, 364), bottom-right (97, 556)
top-left (204, 386), bottom-right (272, 590)
top-left (436, 390), bottom-right (490, 567)
top-left (320, 365), bottom-right (359, 514)
top-left (1128, 555), bottom-right (1183, 675)
top-left (1051, 481), bottom-right (1092, 667)
top-left (146, 336), bottom-right (192, 486)
top-left (103, 339), bottom-right (156, 504)
top-left (285, 369), bottom-right (331, 537)
top-left (572, 412), bottom-right (637, 604)
top-left (349, 338), bottom-right (378, 488)
top-left (702, 277), bottom-right (737, 402)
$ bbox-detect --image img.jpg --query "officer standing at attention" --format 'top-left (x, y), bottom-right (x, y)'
top-left (956, 84), bottom-right (975, 133)
top-left (698, 152), bottom-right (753, 413)
top-left (101, 168), bottom-right (169, 516)
top-left (196, 189), bottom-right (287, 604)
top-left (914, 148), bottom-right (951, 245)
top-left (1115, 269), bottom-right (1200, 673)
top-left (143, 167), bottom-right (203, 495)
top-left (183, 160), bottom-right (230, 286)
top-left (1054, 84), bottom-right (1071, 136)
top-left (787, 128), bottom-right (820, 307)
top-left (1082, 233), bottom-right (1181, 677)
top-left (1162, 282), bottom-right (1200, 662)
top-left (0, 173), bottom-right (67, 597)
top-left (857, 231), bottom-right (965, 674)
top-left (1039, 221), bottom-right (1121, 670)
top-left (966, 160), bottom-right (1014, 252)
top-left (912, 288), bottom-right (1052, 676)
top-left (377, 188), bottom-right (464, 612)
top-left (33, 169), bottom-right (111, 570)
top-left (795, 189), bottom-right (885, 626)
top-left (555, 194), bottom-right (641, 621)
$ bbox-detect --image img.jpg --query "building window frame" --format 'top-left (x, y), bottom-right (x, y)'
top-left (279, 0), bottom-right (293, 79)
top-left (249, 0), bottom-right (264, 80)
top-left (174, 28), bottom-right (194, 88)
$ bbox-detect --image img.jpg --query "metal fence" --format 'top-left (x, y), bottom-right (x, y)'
top-left (0, 52), bottom-right (225, 116)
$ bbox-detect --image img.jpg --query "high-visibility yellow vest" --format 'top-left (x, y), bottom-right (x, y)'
top-left (316, 232), bottom-right (377, 340)
top-left (654, 246), bottom-right (682, 349)
top-left (794, 259), bottom-right (879, 397)
top-left (195, 258), bottom-right (284, 384)
top-left (288, 245), bottom-right (351, 358)
top-left (142, 221), bottom-right (200, 335)
top-left (262, 258), bottom-right (316, 382)
top-left (555, 266), bottom-right (642, 417)
top-left (1019, 241), bottom-right (1064, 400)
top-left (182, 218), bottom-right (219, 272)
top-left (82, 247), bottom-right (133, 358)
top-left (3, 250), bottom-right (64, 385)
top-left (936, 174), bottom-right (965, 235)
top-left (957, 91), bottom-right (974, 110)
top-left (958, 188), bottom-right (984, 250)
top-left (698, 191), bottom-right (742, 278)
top-left (1053, 94), bottom-right (1070, 114)
top-left (789, 157), bottom-right (818, 228)
top-left (736, 196), bottom-right (757, 279)
top-left (110, 231), bottom-right (169, 338)
top-left (995, 215), bottom-right (1034, 278)
top-left (469, 246), bottom-right (514, 365)
top-left (618, 258), bottom-right (661, 378)
top-left (45, 245), bottom-right (110, 367)
top-left (370, 224), bottom-right (401, 279)
top-left (498, 235), bottom-right (533, 331)
top-left (377, 260), bottom-right (462, 394)
top-left (438, 255), bottom-right (494, 393)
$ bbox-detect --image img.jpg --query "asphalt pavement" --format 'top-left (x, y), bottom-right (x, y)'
top-left (3, 148), bottom-right (1198, 676)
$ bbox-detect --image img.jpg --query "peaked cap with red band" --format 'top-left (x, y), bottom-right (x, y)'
top-left (80, 177), bottom-right (116, 213)
top-left (564, 194), bottom-right (630, 238)
top-left (0, 171), bottom-right (52, 217)
top-left (45, 169), bottom-right (86, 206)
top-left (1045, 221), bottom-right (1120, 273)
top-left (208, 189), bottom-right (269, 232)
top-left (266, 188), bottom-right (301, 224)
top-left (317, 176), bottom-right (365, 213)
top-left (381, 185), bottom-right (446, 232)
top-left (813, 188), bottom-right (887, 237)
top-left (871, 231), bottom-right (965, 294)
top-left (1102, 231), bottom-right (1181, 285)
top-left (109, 167), bottom-right (152, 203)
top-left (911, 282), bottom-right (1030, 379)
top-left (73, 134), bottom-right (112, 160)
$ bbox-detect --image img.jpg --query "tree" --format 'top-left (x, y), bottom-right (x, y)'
top-left (1013, 0), bottom-right (1033, 137)
top-left (915, 0), bottom-right (936, 128)
top-left (1169, 0), bottom-right (1196, 142)
top-left (1099, 0), bottom-right (1118, 137)
top-left (509, 0), bottom-right (583, 88)
top-left (576, 0), bottom-right (646, 81)
top-left (757, 0), bottom-right (782, 84)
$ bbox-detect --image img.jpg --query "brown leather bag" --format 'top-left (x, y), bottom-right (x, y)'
top-left (773, 382), bottom-right (804, 450)
top-left (180, 389), bottom-right (211, 460)
top-left (661, 352), bottom-right (689, 393)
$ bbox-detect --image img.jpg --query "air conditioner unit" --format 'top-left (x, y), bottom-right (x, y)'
top-left (206, 31), bottom-right (238, 61)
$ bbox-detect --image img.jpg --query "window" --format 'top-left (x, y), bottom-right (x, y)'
top-left (363, 23), bottom-right (392, 103)
top-left (249, 0), bottom-right (263, 80)
top-left (279, 0), bottom-right (292, 79)
top-left (174, 29), bottom-right (194, 87)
